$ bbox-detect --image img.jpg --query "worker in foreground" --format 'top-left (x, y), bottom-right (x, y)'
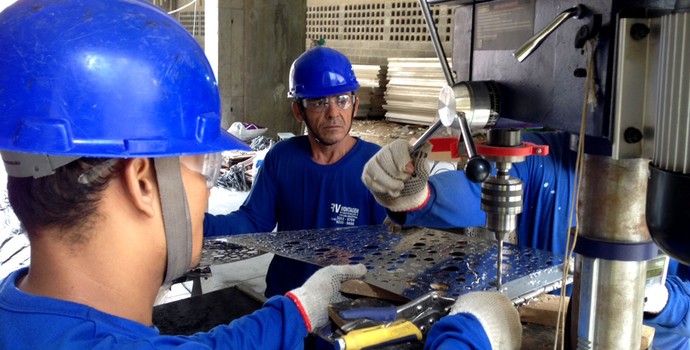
top-left (362, 132), bottom-right (690, 349)
top-left (0, 1), bottom-right (521, 349)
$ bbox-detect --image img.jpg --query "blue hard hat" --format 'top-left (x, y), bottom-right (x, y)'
top-left (288, 47), bottom-right (360, 99)
top-left (0, 0), bottom-right (249, 158)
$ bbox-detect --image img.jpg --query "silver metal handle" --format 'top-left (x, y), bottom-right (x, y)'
top-left (416, 3), bottom-right (481, 157)
top-left (513, 4), bottom-right (587, 62)
top-left (418, 0), bottom-right (455, 87)
top-left (410, 118), bottom-right (443, 154)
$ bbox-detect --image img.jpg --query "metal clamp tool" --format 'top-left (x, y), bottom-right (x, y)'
top-left (332, 292), bottom-right (455, 350)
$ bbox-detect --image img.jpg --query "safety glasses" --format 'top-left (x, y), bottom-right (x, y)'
top-left (301, 94), bottom-right (354, 113)
top-left (78, 153), bottom-right (222, 190)
top-left (180, 152), bottom-right (222, 190)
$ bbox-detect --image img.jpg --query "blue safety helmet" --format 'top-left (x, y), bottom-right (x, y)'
top-left (287, 47), bottom-right (360, 99)
top-left (0, 0), bottom-right (248, 162)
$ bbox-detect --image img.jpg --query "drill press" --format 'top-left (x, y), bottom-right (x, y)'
top-left (476, 129), bottom-right (549, 288)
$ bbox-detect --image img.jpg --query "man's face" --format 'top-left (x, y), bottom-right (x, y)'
top-left (300, 94), bottom-right (358, 146)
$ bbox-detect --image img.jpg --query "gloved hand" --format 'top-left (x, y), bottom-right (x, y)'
top-left (449, 292), bottom-right (522, 350)
top-left (285, 264), bottom-right (367, 332)
top-left (383, 216), bottom-right (403, 233)
top-left (361, 139), bottom-right (431, 212)
top-left (644, 283), bottom-right (669, 315)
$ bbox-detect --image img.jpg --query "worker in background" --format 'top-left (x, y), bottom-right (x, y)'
top-left (0, 2), bottom-right (525, 349)
top-left (362, 131), bottom-right (690, 349)
top-left (0, 0), bottom-right (368, 348)
top-left (204, 46), bottom-right (387, 297)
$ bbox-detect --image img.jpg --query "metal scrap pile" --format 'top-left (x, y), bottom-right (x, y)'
top-left (216, 136), bottom-right (274, 192)
top-left (0, 169), bottom-right (30, 279)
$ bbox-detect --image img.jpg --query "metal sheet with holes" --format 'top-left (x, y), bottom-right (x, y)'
top-left (205, 225), bottom-right (567, 301)
top-left (199, 240), bottom-right (265, 266)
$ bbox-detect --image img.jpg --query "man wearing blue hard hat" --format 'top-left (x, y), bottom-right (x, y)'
top-left (203, 46), bottom-right (522, 349)
top-left (204, 46), bottom-right (387, 298)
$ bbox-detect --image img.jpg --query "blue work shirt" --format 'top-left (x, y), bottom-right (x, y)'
top-left (204, 136), bottom-right (386, 296)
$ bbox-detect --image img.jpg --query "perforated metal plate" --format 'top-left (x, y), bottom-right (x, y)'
top-left (206, 225), bottom-right (569, 302)
top-left (199, 240), bottom-right (265, 266)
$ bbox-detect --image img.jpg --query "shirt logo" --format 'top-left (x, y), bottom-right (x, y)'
top-left (331, 203), bottom-right (359, 226)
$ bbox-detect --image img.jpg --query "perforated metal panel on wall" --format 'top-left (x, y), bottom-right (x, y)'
top-left (157, 0), bottom-right (205, 39)
top-left (178, 11), bottom-right (205, 37)
top-left (307, 0), bottom-right (455, 65)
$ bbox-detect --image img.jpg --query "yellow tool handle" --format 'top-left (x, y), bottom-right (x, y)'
top-left (334, 320), bottom-right (422, 350)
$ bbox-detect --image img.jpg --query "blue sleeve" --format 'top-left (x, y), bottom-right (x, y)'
top-left (512, 131), bottom-right (576, 253)
top-left (401, 171), bottom-right (485, 229)
top-left (424, 313), bottom-right (492, 350)
top-left (204, 156), bottom-right (280, 237)
top-left (397, 131), bottom-right (576, 255)
top-left (176, 296), bottom-right (308, 349)
top-left (667, 259), bottom-right (690, 281)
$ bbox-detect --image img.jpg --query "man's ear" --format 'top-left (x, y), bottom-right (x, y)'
top-left (121, 158), bottom-right (157, 218)
top-left (291, 101), bottom-right (305, 123)
top-left (353, 96), bottom-right (360, 116)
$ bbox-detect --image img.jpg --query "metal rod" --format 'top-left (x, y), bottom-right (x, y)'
top-left (457, 112), bottom-right (478, 159)
top-left (411, 118), bottom-right (443, 153)
top-left (497, 238), bottom-right (503, 289)
top-left (416, 0), bottom-right (488, 183)
top-left (418, 0), bottom-right (455, 86)
top-left (513, 4), bottom-right (585, 62)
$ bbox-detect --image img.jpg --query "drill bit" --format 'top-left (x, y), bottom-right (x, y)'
top-left (497, 238), bottom-right (503, 289)
top-left (495, 231), bottom-right (506, 290)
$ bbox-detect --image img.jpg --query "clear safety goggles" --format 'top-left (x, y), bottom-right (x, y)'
top-left (77, 153), bottom-right (222, 189)
top-left (301, 94), bottom-right (354, 113)
top-left (180, 152), bottom-right (222, 189)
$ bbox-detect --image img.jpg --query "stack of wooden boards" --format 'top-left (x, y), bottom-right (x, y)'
top-left (383, 57), bottom-right (452, 126)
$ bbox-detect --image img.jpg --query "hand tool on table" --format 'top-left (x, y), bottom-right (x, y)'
top-left (332, 291), bottom-right (455, 350)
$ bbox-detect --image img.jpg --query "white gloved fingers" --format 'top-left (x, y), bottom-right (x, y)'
top-left (363, 140), bottom-right (431, 212)
top-left (410, 142), bottom-right (432, 176)
top-left (450, 292), bottom-right (522, 350)
top-left (323, 264), bottom-right (367, 304)
top-left (383, 139), bottom-right (414, 174)
top-left (315, 264), bottom-right (368, 300)
top-left (644, 283), bottom-right (669, 314)
top-left (362, 140), bottom-right (413, 196)
top-left (368, 139), bottom-right (414, 175)
top-left (287, 264), bottom-right (368, 332)
top-left (362, 162), bottom-right (406, 197)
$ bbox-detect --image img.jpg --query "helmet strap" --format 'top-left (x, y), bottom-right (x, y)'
top-left (303, 117), bottom-right (324, 145)
top-left (297, 103), bottom-right (325, 145)
top-left (154, 157), bottom-right (193, 285)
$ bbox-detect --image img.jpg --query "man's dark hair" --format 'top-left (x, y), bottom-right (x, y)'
top-left (7, 158), bottom-right (123, 242)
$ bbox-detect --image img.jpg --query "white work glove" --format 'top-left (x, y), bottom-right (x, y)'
top-left (362, 140), bottom-right (431, 212)
top-left (285, 264), bottom-right (367, 332)
top-left (449, 292), bottom-right (522, 350)
top-left (644, 283), bottom-right (669, 315)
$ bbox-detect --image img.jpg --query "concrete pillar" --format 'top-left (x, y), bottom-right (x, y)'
top-left (205, 0), bottom-right (218, 75)
top-left (243, 0), bottom-right (305, 136)
top-left (206, 0), bottom-right (305, 137)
